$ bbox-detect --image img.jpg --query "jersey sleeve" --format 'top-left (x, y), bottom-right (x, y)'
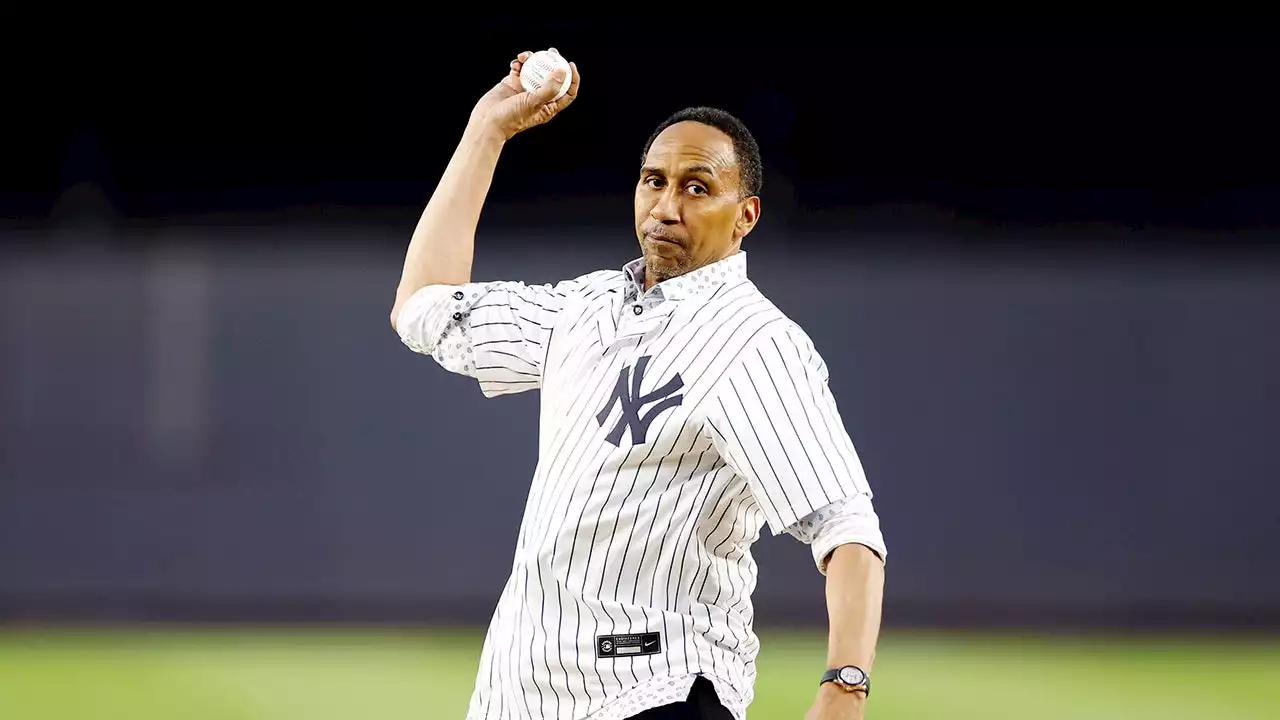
top-left (396, 278), bottom-right (579, 397)
top-left (704, 324), bottom-right (873, 535)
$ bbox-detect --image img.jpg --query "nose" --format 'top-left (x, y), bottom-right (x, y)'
top-left (650, 187), bottom-right (680, 224)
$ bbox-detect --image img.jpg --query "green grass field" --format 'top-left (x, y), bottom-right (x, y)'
top-left (1, 627), bottom-right (1276, 719)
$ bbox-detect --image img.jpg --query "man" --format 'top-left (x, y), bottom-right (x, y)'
top-left (391, 49), bottom-right (887, 720)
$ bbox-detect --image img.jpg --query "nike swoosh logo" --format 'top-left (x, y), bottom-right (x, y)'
top-left (643, 640), bottom-right (657, 647)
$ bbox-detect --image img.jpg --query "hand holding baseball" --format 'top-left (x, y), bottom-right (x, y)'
top-left (471, 48), bottom-right (580, 141)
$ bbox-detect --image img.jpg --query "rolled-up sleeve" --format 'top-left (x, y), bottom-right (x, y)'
top-left (397, 280), bottom-right (566, 397)
top-left (786, 494), bottom-right (887, 574)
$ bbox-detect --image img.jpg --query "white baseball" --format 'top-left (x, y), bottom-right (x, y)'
top-left (519, 49), bottom-right (572, 101)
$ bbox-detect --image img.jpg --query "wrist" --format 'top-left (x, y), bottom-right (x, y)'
top-left (821, 664), bottom-right (871, 697)
top-left (819, 682), bottom-right (867, 702)
top-left (464, 115), bottom-right (510, 147)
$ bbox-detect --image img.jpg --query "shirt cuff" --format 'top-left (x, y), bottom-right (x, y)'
top-left (396, 284), bottom-right (466, 355)
top-left (786, 494), bottom-right (887, 575)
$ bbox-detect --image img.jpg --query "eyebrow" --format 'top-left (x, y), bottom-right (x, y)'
top-left (641, 164), bottom-right (717, 178)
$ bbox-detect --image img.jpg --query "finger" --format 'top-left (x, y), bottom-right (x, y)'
top-left (567, 61), bottom-right (579, 96)
top-left (553, 61), bottom-right (580, 111)
top-left (509, 50), bottom-right (534, 75)
top-left (529, 67), bottom-right (569, 105)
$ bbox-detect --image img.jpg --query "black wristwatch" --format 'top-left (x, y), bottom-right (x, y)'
top-left (820, 665), bottom-right (871, 696)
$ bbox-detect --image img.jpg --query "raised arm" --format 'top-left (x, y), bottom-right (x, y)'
top-left (390, 49), bottom-right (580, 331)
top-left (390, 120), bottom-right (504, 323)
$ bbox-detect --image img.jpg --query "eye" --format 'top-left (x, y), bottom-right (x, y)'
top-left (686, 183), bottom-right (708, 196)
top-left (644, 176), bottom-right (665, 189)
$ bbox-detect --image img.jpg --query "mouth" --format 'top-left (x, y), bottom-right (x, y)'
top-left (645, 232), bottom-right (685, 248)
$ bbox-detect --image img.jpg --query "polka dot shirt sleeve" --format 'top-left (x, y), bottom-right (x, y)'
top-left (785, 493), bottom-right (887, 575)
top-left (396, 280), bottom-right (567, 398)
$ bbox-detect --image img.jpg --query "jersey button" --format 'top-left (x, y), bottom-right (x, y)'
top-left (452, 291), bottom-right (464, 301)
top-left (633, 305), bottom-right (643, 315)
top-left (452, 312), bottom-right (463, 321)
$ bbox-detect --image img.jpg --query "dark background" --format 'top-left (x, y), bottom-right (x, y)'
top-left (2, 22), bottom-right (1277, 630)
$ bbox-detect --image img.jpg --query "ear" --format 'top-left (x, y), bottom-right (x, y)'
top-left (734, 196), bottom-right (761, 240)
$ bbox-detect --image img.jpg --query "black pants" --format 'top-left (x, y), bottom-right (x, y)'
top-left (627, 676), bottom-right (733, 720)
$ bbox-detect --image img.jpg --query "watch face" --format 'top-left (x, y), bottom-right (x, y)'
top-left (838, 666), bottom-right (865, 686)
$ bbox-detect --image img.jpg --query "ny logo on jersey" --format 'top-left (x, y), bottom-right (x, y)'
top-left (596, 355), bottom-right (684, 447)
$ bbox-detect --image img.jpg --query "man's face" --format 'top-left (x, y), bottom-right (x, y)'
top-left (634, 121), bottom-right (760, 287)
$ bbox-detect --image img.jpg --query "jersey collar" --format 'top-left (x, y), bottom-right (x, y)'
top-left (622, 251), bottom-right (748, 304)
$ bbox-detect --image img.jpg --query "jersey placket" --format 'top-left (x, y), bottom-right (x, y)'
top-left (608, 287), bottom-right (676, 350)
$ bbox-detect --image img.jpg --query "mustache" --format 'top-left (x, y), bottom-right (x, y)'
top-left (641, 225), bottom-right (687, 245)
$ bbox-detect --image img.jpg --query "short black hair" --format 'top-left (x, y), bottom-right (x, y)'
top-left (640, 106), bottom-right (763, 197)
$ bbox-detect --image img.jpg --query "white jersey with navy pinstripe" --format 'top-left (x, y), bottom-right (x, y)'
top-left (396, 251), bottom-right (883, 720)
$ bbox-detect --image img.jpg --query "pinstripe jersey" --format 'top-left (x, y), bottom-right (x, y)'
top-left (396, 251), bottom-right (881, 720)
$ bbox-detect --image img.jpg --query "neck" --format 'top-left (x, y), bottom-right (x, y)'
top-left (641, 246), bottom-right (740, 291)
